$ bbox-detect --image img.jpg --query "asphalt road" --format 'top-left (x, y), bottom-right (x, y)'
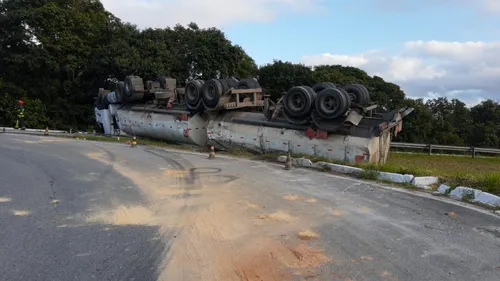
top-left (0, 134), bottom-right (499, 281)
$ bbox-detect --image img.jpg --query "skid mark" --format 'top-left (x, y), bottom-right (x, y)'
top-left (0, 197), bottom-right (12, 203)
top-left (12, 210), bottom-right (30, 216)
top-left (298, 230), bottom-right (320, 240)
top-left (284, 194), bottom-right (301, 201)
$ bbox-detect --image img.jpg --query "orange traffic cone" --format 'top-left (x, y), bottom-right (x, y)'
top-left (208, 146), bottom-right (215, 159)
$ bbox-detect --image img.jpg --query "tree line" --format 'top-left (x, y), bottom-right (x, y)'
top-left (1, 0), bottom-right (499, 148)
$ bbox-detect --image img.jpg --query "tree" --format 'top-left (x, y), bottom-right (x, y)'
top-left (0, 0), bottom-right (497, 150)
top-left (258, 60), bottom-right (314, 100)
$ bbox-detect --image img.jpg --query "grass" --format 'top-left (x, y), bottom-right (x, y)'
top-left (377, 153), bottom-right (500, 195)
top-left (61, 133), bottom-right (500, 195)
top-left (275, 151), bottom-right (500, 195)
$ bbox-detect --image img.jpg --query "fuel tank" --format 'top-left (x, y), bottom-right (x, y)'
top-left (116, 106), bottom-right (208, 147)
top-left (206, 112), bottom-right (392, 164)
top-left (100, 107), bottom-right (399, 164)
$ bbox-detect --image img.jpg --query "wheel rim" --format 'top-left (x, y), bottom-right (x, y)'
top-left (207, 86), bottom-right (215, 99)
top-left (348, 92), bottom-right (357, 103)
top-left (320, 95), bottom-right (338, 114)
top-left (287, 92), bottom-right (306, 112)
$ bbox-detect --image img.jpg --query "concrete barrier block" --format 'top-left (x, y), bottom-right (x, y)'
top-left (437, 184), bottom-right (450, 194)
top-left (474, 192), bottom-right (500, 207)
top-left (377, 172), bottom-right (406, 183)
top-left (449, 186), bottom-right (482, 200)
top-left (412, 176), bottom-right (439, 187)
top-left (320, 163), bottom-right (363, 175)
top-left (294, 157), bottom-right (313, 168)
top-left (403, 174), bottom-right (414, 183)
top-left (277, 155), bottom-right (287, 163)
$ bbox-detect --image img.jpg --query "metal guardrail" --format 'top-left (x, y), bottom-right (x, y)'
top-left (391, 142), bottom-right (500, 157)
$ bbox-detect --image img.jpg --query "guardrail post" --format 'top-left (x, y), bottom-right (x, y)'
top-left (471, 147), bottom-right (476, 159)
top-left (428, 144), bottom-right (432, 155)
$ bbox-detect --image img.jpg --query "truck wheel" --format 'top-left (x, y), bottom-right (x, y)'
top-left (312, 82), bottom-right (336, 93)
top-left (185, 80), bottom-right (204, 105)
top-left (225, 78), bottom-right (239, 89)
top-left (218, 79), bottom-right (230, 94)
top-left (186, 98), bottom-right (204, 112)
top-left (343, 84), bottom-right (370, 105)
top-left (115, 81), bottom-right (124, 103)
top-left (283, 86), bottom-right (314, 117)
top-left (202, 79), bottom-right (223, 109)
top-left (237, 78), bottom-right (259, 89)
top-left (315, 87), bottom-right (349, 120)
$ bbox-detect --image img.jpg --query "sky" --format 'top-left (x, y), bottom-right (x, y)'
top-left (101, 0), bottom-right (500, 106)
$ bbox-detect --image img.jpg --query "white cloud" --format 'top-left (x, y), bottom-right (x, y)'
top-left (301, 41), bottom-right (500, 106)
top-left (375, 0), bottom-right (500, 14)
top-left (480, 0), bottom-right (500, 13)
top-left (101, 0), bottom-right (325, 29)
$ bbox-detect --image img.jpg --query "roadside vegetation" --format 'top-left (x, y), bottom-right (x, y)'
top-left (384, 153), bottom-right (500, 195)
top-left (2, 0), bottom-right (500, 151)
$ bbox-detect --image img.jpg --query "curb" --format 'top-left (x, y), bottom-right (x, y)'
top-left (277, 155), bottom-right (500, 207)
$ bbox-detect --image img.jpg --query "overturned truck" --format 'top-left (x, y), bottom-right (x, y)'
top-left (94, 75), bottom-right (413, 164)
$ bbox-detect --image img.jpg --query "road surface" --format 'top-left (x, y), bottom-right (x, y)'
top-left (0, 133), bottom-right (499, 281)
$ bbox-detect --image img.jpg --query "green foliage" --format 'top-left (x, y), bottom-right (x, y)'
top-left (359, 170), bottom-right (379, 180)
top-left (0, 0), bottom-right (499, 153)
top-left (0, 1), bottom-right (257, 129)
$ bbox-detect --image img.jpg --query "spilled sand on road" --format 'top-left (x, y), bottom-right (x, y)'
top-left (12, 210), bottom-right (30, 216)
top-left (86, 205), bottom-right (158, 226)
top-left (85, 150), bottom-right (331, 280)
top-left (298, 230), bottom-right (320, 241)
top-left (257, 210), bottom-right (295, 222)
top-left (283, 194), bottom-right (301, 201)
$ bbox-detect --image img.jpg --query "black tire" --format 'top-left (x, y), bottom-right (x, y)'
top-left (338, 87), bottom-right (351, 110)
top-left (185, 80), bottom-right (204, 105)
top-left (202, 79), bottom-right (223, 108)
top-left (237, 78), bottom-right (259, 89)
top-left (124, 76), bottom-right (133, 97)
top-left (225, 78), bottom-right (239, 89)
top-left (282, 108), bottom-right (311, 125)
top-left (218, 79), bottom-right (230, 94)
top-left (115, 81), bottom-right (125, 103)
top-left (312, 82), bottom-right (336, 93)
top-left (283, 86), bottom-right (314, 117)
top-left (343, 84), bottom-right (370, 105)
top-left (315, 87), bottom-right (349, 120)
top-left (304, 85), bottom-right (317, 101)
top-left (186, 98), bottom-right (204, 112)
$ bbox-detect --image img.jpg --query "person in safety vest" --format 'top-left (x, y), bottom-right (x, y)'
top-left (15, 100), bottom-right (25, 130)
